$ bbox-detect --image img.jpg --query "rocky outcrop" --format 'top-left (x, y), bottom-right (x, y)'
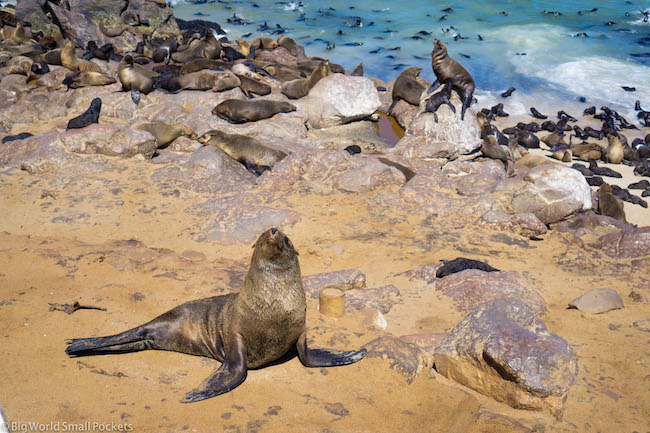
top-left (434, 298), bottom-right (577, 417)
top-left (296, 73), bottom-right (381, 129)
top-left (59, 124), bottom-right (157, 158)
top-left (363, 335), bottom-right (429, 383)
top-left (302, 269), bottom-right (367, 299)
top-left (493, 165), bottom-right (592, 224)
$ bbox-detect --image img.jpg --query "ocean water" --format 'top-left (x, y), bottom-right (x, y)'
top-left (170, 0), bottom-right (650, 117)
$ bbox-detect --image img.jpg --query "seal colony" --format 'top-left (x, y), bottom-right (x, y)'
top-left (65, 228), bottom-right (367, 403)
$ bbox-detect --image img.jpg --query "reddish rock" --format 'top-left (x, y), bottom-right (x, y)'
top-left (302, 269), bottom-right (366, 299)
top-left (363, 334), bottom-right (429, 384)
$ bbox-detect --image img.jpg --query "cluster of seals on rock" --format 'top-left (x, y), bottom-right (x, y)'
top-left (426, 39), bottom-right (475, 120)
top-left (66, 98), bottom-right (102, 130)
top-left (281, 60), bottom-right (330, 99)
top-left (212, 99), bottom-right (296, 123)
top-left (197, 129), bottom-right (287, 175)
top-left (65, 228), bottom-right (366, 402)
top-left (60, 40), bottom-right (101, 73)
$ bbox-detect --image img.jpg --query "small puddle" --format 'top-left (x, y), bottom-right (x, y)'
top-left (373, 111), bottom-right (405, 147)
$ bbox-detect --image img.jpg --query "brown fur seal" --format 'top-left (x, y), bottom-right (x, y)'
top-left (65, 229), bottom-right (366, 403)
top-left (598, 183), bottom-right (627, 223)
top-left (570, 141), bottom-right (602, 160)
top-left (180, 58), bottom-right (230, 75)
top-left (423, 80), bottom-right (455, 122)
top-left (4, 55), bottom-right (33, 75)
top-left (605, 134), bottom-right (624, 164)
top-left (61, 41), bottom-right (101, 73)
top-left (388, 66), bottom-right (425, 114)
top-left (236, 74), bottom-right (271, 97)
top-left (481, 135), bottom-right (512, 171)
top-left (133, 122), bottom-right (197, 149)
top-left (152, 36), bottom-right (179, 64)
top-left (172, 29), bottom-right (222, 63)
top-left (551, 147), bottom-right (573, 162)
top-left (235, 39), bottom-right (252, 57)
top-left (251, 37), bottom-right (279, 50)
top-left (160, 70), bottom-right (240, 93)
top-left (427, 39), bottom-right (475, 120)
top-left (281, 60), bottom-right (330, 99)
top-left (62, 71), bottom-right (116, 89)
top-left (212, 99), bottom-right (296, 123)
top-left (277, 35), bottom-right (299, 55)
top-left (117, 54), bottom-right (158, 94)
top-left (197, 129), bottom-right (287, 175)
top-left (39, 48), bottom-right (63, 65)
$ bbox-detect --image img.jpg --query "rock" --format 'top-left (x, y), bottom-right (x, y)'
top-left (555, 214), bottom-right (633, 239)
top-left (168, 136), bottom-right (201, 153)
top-left (255, 45), bottom-right (307, 64)
top-left (434, 269), bottom-right (547, 315)
top-left (15, 0), bottom-right (50, 34)
top-left (589, 227), bottom-right (650, 263)
top-left (59, 124), bottom-right (157, 158)
top-left (0, 129), bottom-right (58, 168)
top-left (185, 194), bottom-right (300, 245)
top-left (399, 333), bottom-right (446, 357)
top-left (568, 288), bottom-right (624, 314)
top-left (493, 165), bottom-right (592, 224)
top-left (345, 284), bottom-right (400, 314)
top-left (296, 73), bottom-right (381, 129)
top-left (434, 298), bottom-right (578, 417)
top-left (302, 269), bottom-right (366, 299)
top-left (480, 210), bottom-right (548, 238)
top-left (48, 3), bottom-right (109, 48)
top-left (391, 92), bottom-right (482, 159)
top-left (363, 335), bottom-right (429, 384)
top-left (329, 159), bottom-right (406, 193)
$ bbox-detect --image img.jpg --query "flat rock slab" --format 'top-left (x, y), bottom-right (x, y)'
top-left (302, 269), bottom-right (366, 299)
top-left (568, 288), bottom-right (624, 314)
top-left (434, 298), bottom-right (577, 418)
top-left (434, 269), bottom-right (547, 316)
top-left (589, 227), bottom-right (650, 265)
top-left (363, 334), bottom-right (429, 384)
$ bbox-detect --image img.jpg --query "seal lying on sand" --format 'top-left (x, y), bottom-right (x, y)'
top-left (65, 229), bottom-right (366, 403)
top-left (426, 39), bottom-right (475, 120)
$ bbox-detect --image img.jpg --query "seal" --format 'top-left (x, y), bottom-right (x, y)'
top-left (251, 36), bottom-right (279, 50)
top-left (281, 60), bottom-right (330, 99)
top-left (605, 133), bottom-right (624, 164)
top-left (118, 54), bottom-right (158, 95)
top-left (62, 71), bottom-right (117, 89)
top-left (236, 74), bottom-right (271, 98)
top-left (133, 122), bottom-right (197, 149)
top-left (436, 257), bottom-right (499, 278)
top-left (212, 99), bottom-right (297, 123)
top-left (152, 36), bottom-right (179, 64)
top-left (158, 70), bottom-right (240, 93)
top-left (61, 40), bottom-right (102, 73)
top-left (197, 129), bottom-right (287, 175)
top-left (65, 228), bottom-right (366, 403)
top-left (388, 66), bottom-right (425, 114)
top-left (66, 98), bottom-right (101, 130)
top-left (423, 80), bottom-right (455, 122)
top-left (277, 35), bottom-right (299, 56)
top-left (179, 58), bottom-right (230, 75)
top-left (598, 183), bottom-right (627, 223)
top-left (426, 39), bottom-right (475, 120)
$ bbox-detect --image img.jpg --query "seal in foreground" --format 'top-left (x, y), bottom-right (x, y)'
top-left (65, 228), bottom-right (366, 403)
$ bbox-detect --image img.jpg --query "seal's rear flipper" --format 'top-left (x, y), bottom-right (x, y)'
top-left (65, 328), bottom-right (151, 357)
top-left (180, 334), bottom-right (247, 403)
top-left (131, 89), bottom-right (141, 105)
top-left (296, 332), bottom-right (366, 367)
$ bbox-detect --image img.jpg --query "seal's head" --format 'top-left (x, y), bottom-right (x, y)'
top-left (432, 39), bottom-right (447, 56)
top-left (402, 66), bottom-right (422, 77)
top-left (252, 228), bottom-right (298, 266)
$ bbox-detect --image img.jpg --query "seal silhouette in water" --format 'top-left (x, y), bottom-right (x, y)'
top-left (65, 229), bottom-right (366, 403)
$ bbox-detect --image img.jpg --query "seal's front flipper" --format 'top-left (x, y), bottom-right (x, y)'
top-left (131, 88), bottom-right (141, 105)
top-left (180, 334), bottom-right (247, 403)
top-left (426, 79), bottom-right (441, 94)
top-left (296, 332), bottom-right (367, 367)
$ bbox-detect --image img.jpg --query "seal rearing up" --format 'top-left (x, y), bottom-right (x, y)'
top-left (426, 39), bottom-right (475, 121)
top-left (65, 228), bottom-right (366, 403)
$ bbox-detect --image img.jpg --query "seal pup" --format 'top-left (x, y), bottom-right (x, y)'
top-left (277, 35), bottom-right (299, 55)
top-left (65, 229), bottom-right (366, 402)
top-left (281, 60), bottom-right (330, 99)
top-left (66, 98), bottom-right (101, 130)
top-left (212, 99), bottom-right (296, 123)
top-left (423, 80), bottom-right (455, 122)
top-left (598, 183), bottom-right (627, 223)
top-left (426, 39), bottom-right (475, 120)
top-left (132, 122), bottom-right (197, 149)
top-left (251, 37), bottom-right (279, 50)
top-left (62, 71), bottom-right (116, 89)
top-left (236, 74), bottom-right (271, 97)
top-left (61, 41), bottom-right (101, 73)
top-left (604, 134), bottom-right (624, 164)
top-left (387, 66), bottom-right (425, 114)
top-left (152, 36), bottom-right (178, 64)
top-left (530, 107), bottom-right (547, 119)
top-left (197, 129), bottom-right (287, 175)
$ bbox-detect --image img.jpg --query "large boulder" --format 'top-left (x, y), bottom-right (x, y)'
top-left (588, 226), bottom-right (650, 266)
top-left (59, 124), bottom-right (157, 158)
top-left (391, 92), bottom-right (482, 159)
top-left (296, 73), bottom-right (381, 129)
top-left (434, 298), bottom-right (577, 417)
top-left (492, 165), bottom-right (592, 224)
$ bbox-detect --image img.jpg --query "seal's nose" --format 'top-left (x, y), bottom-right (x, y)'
top-left (271, 228), bottom-right (278, 234)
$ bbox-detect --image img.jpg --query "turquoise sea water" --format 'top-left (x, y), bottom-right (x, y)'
top-left (170, 0), bottom-right (650, 117)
